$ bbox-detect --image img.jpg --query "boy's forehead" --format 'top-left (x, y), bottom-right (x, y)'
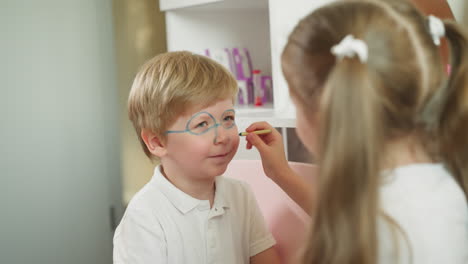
top-left (183, 99), bottom-right (234, 117)
top-left (167, 98), bottom-right (235, 129)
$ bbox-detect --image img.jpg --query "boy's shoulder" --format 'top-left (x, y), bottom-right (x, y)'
top-left (125, 173), bottom-right (168, 215)
top-left (217, 175), bottom-right (250, 190)
top-left (216, 175), bottom-right (256, 204)
top-left (124, 173), bottom-right (257, 216)
top-left (217, 175), bottom-right (248, 189)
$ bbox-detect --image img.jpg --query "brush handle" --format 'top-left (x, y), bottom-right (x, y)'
top-left (238, 129), bottom-right (272, 136)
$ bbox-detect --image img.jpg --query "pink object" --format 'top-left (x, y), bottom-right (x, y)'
top-left (223, 160), bottom-right (317, 264)
top-left (253, 70), bottom-right (263, 106)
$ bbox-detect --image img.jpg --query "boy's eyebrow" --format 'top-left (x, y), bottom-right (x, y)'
top-left (187, 111), bottom-right (211, 120)
top-left (189, 108), bottom-right (236, 118)
top-left (191, 113), bottom-right (211, 120)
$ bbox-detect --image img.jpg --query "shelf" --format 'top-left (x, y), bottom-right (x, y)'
top-left (160, 0), bottom-right (221, 11)
top-left (160, 0), bottom-right (268, 11)
top-left (162, 0), bottom-right (296, 129)
top-left (235, 106), bottom-right (295, 128)
top-left (235, 105), bottom-right (273, 114)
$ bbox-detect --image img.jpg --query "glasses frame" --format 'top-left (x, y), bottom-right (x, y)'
top-left (165, 109), bottom-right (236, 135)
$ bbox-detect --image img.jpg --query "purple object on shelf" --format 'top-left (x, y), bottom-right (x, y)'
top-left (237, 80), bottom-right (248, 106)
top-left (224, 48), bottom-right (236, 75)
top-left (232, 48), bottom-right (253, 80)
top-left (247, 78), bottom-right (254, 104)
top-left (205, 48), bottom-right (236, 75)
top-left (261, 75), bottom-right (273, 103)
top-left (237, 79), bottom-right (254, 105)
top-left (206, 47), bottom-right (256, 105)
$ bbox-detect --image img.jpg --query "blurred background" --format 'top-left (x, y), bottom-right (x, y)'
top-left (1, 0), bottom-right (165, 263)
top-left (0, 0), bottom-right (466, 263)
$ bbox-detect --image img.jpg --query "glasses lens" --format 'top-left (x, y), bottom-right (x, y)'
top-left (221, 110), bottom-right (236, 129)
top-left (188, 112), bottom-right (216, 135)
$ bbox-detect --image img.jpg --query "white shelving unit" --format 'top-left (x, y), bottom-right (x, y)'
top-left (159, 0), bottom-right (463, 160)
top-left (159, 0), bottom-right (334, 159)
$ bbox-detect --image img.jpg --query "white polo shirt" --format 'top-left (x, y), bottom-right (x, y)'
top-left (113, 165), bottom-right (276, 264)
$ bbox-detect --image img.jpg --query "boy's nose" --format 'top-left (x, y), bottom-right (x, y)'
top-left (213, 125), bottom-right (229, 144)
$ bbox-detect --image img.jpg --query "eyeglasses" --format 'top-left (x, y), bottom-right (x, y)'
top-left (165, 109), bottom-right (236, 135)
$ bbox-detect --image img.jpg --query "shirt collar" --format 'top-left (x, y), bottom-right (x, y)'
top-left (151, 165), bottom-right (230, 214)
top-left (213, 176), bottom-right (230, 210)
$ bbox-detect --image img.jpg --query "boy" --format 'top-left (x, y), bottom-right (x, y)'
top-left (113, 51), bottom-right (279, 264)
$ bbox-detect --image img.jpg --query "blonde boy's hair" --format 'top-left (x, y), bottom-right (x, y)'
top-left (128, 51), bottom-right (238, 159)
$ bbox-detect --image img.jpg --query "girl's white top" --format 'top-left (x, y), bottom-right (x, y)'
top-left (379, 163), bottom-right (468, 264)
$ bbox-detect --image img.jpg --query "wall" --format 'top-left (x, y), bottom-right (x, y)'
top-left (448, 0), bottom-right (468, 23)
top-left (0, 0), bottom-right (121, 263)
top-left (112, 0), bottom-right (167, 204)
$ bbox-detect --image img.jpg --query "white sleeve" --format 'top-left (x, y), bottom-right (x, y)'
top-left (243, 183), bottom-right (276, 257)
top-left (379, 176), bottom-right (468, 264)
top-left (113, 208), bottom-right (167, 264)
top-left (408, 187), bottom-right (468, 264)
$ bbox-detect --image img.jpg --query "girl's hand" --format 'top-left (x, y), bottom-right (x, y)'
top-left (245, 122), bottom-right (291, 181)
top-left (245, 122), bottom-right (315, 214)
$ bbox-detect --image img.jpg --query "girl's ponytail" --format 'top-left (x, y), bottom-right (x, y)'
top-left (304, 56), bottom-right (382, 264)
top-left (438, 20), bottom-right (468, 199)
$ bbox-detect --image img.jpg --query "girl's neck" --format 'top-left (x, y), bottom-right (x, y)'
top-left (382, 135), bottom-right (434, 170)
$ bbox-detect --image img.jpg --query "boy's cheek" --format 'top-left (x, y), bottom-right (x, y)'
top-left (232, 138), bottom-right (240, 149)
top-left (229, 129), bottom-right (240, 142)
top-left (231, 136), bottom-right (240, 151)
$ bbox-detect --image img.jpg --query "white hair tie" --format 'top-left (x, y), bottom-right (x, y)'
top-left (428, 15), bottom-right (445, 46)
top-left (331, 35), bottom-right (368, 63)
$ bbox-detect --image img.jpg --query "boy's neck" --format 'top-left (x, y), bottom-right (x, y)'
top-left (160, 164), bottom-right (216, 206)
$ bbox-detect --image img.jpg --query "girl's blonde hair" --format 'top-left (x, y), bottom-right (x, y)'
top-left (281, 0), bottom-right (468, 263)
top-left (128, 51), bottom-right (238, 159)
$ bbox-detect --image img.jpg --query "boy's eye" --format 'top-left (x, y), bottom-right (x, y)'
top-left (195, 121), bottom-right (209, 128)
top-left (223, 115), bottom-right (235, 121)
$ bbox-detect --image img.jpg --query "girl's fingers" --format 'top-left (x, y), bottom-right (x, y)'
top-left (245, 121), bottom-right (273, 132)
top-left (246, 141), bottom-right (253, 149)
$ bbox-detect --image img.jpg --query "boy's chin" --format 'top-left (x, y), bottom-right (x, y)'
top-left (205, 152), bottom-right (236, 177)
top-left (208, 163), bottom-right (231, 177)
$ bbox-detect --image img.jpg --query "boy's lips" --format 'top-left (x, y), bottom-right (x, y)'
top-left (209, 151), bottom-right (231, 158)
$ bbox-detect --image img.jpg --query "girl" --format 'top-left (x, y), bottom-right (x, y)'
top-left (245, 0), bottom-right (468, 263)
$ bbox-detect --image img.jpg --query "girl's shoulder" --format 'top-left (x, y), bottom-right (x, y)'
top-left (379, 163), bottom-right (468, 264)
top-left (380, 163), bottom-right (465, 207)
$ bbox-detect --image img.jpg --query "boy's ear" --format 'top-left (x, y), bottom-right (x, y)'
top-left (141, 129), bottom-right (167, 157)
